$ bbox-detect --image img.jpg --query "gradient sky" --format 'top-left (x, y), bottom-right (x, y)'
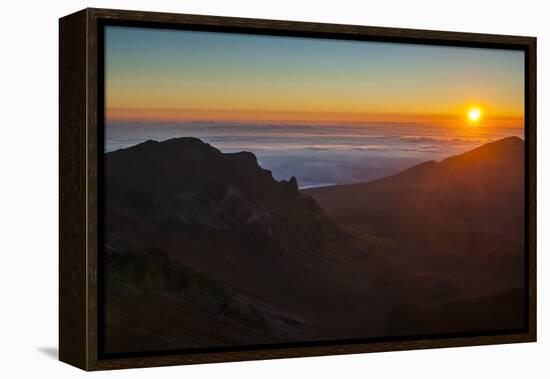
top-left (105, 26), bottom-right (525, 124)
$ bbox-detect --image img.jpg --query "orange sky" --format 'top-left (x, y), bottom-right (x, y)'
top-left (106, 107), bottom-right (523, 129)
top-left (105, 27), bottom-right (525, 126)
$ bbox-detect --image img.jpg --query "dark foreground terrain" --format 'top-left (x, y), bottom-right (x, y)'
top-left (103, 136), bottom-right (525, 354)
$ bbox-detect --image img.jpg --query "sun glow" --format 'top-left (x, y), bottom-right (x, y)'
top-left (467, 107), bottom-right (482, 123)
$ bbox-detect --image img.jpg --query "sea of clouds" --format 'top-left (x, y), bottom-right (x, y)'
top-left (106, 121), bottom-right (523, 188)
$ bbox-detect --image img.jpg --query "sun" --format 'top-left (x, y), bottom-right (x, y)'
top-left (467, 107), bottom-right (482, 123)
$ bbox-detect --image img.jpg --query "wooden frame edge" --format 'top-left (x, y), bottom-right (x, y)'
top-left (91, 333), bottom-right (535, 371)
top-left (526, 37), bottom-right (537, 343)
top-left (59, 8), bottom-right (88, 371)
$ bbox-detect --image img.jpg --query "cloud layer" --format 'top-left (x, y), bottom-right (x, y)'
top-left (106, 121), bottom-right (523, 188)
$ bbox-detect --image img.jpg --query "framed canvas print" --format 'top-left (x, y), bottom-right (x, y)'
top-left (59, 8), bottom-right (536, 371)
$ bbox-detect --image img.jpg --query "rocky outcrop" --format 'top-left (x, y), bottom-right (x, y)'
top-left (105, 137), bottom-right (342, 255)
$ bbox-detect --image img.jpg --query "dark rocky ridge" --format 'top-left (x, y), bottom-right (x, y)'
top-left (305, 136), bottom-right (525, 249)
top-left (106, 138), bottom-right (342, 254)
top-left (103, 136), bottom-right (526, 353)
top-left (104, 137), bottom-right (380, 353)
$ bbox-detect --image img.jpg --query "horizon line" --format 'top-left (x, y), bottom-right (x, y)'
top-left (106, 108), bottom-right (524, 126)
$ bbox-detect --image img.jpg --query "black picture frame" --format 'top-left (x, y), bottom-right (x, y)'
top-left (59, 8), bottom-right (536, 371)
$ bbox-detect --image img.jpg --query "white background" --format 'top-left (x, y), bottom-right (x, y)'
top-left (0, 0), bottom-right (547, 377)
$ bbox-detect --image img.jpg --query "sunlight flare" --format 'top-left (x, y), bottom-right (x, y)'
top-left (467, 107), bottom-right (482, 123)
